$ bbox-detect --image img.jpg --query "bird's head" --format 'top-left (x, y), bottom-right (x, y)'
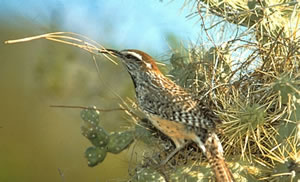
top-left (100, 49), bottom-right (160, 74)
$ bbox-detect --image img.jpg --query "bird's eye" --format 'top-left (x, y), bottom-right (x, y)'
top-left (125, 54), bottom-right (135, 59)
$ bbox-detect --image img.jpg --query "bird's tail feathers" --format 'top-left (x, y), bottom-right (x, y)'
top-left (205, 133), bottom-right (235, 182)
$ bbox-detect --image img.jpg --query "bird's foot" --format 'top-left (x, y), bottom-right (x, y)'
top-left (159, 141), bottom-right (190, 166)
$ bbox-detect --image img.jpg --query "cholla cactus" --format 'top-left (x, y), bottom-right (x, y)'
top-left (77, 1), bottom-right (299, 181)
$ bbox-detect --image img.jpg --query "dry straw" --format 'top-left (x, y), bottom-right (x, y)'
top-left (5, 32), bottom-right (118, 65)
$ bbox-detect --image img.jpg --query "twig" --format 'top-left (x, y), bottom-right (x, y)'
top-left (50, 105), bottom-right (125, 112)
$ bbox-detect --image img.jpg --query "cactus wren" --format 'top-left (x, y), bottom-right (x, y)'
top-left (100, 49), bottom-right (234, 182)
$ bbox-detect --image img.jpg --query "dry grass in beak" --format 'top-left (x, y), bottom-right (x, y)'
top-left (5, 31), bottom-right (118, 65)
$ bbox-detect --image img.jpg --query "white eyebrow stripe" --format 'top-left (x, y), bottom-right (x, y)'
top-left (126, 51), bottom-right (143, 60)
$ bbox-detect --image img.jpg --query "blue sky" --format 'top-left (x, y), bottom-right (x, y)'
top-left (1, 0), bottom-right (203, 54)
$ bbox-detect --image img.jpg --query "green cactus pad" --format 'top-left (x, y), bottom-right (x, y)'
top-left (132, 168), bottom-right (166, 182)
top-left (273, 75), bottom-right (298, 104)
top-left (85, 146), bottom-right (107, 167)
top-left (169, 165), bottom-right (212, 182)
top-left (240, 104), bottom-right (266, 128)
top-left (269, 160), bottom-right (300, 181)
top-left (80, 106), bottom-right (100, 124)
top-left (107, 131), bottom-right (134, 154)
top-left (81, 123), bottom-right (110, 147)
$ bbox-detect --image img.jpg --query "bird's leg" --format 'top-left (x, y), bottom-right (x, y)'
top-left (160, 141), bottom-right (190, 166)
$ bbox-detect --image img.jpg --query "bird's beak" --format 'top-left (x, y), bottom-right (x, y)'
top-left (99, 48), bottom-right (122, 58)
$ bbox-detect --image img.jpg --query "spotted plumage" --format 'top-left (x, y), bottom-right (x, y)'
top-left (100, 48), bottom-right (235, 182)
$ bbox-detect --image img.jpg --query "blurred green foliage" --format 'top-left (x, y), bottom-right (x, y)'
top-left (0, 16), bottom-right (134, 182)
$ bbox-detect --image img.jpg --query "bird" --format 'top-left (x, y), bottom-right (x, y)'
top-left (99, 48), bottom-right (235, 182)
